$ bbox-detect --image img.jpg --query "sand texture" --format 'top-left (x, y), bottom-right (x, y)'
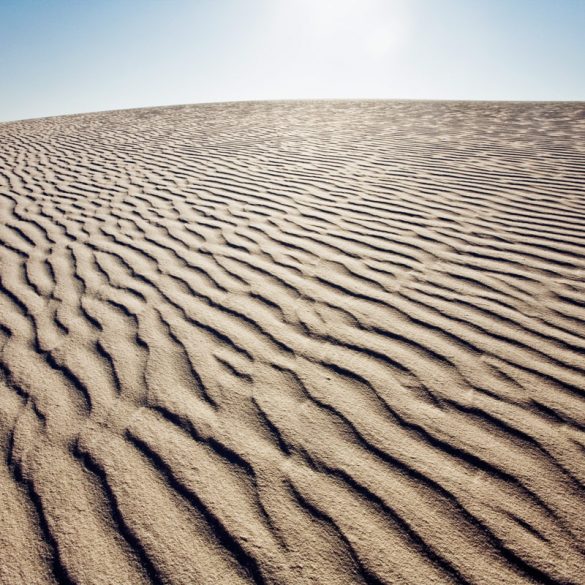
top-left (0, 100), bottom-right (584, 584)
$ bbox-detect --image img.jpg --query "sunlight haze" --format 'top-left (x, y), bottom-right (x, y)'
top-left (1, 0), bottom-right (583, 121)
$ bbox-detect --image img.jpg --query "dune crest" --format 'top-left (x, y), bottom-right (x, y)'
top-left (1, 101), bottom-right (584, 584)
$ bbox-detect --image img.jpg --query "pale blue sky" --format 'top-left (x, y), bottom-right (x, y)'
top-left (1, 0), bottom-right (584, 122)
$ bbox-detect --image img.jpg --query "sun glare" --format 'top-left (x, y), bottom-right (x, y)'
top-left (269, 0), bottom-right (412, 59)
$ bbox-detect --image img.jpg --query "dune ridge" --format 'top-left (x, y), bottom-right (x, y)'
top-left (0, 100), bottom-right (584, 584)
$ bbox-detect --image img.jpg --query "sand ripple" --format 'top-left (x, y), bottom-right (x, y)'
top-left (1, 101), bottom-right (584, 584)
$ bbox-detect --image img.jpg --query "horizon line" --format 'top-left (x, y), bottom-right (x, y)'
top-left (3, 96), bottom-right (585, 125)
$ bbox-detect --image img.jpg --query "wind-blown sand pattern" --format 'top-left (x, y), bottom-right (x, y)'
top-left (0, 100), bottom-right (584, 585)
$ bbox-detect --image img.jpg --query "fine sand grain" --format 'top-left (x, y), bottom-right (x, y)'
top-left (0, 100), bottom-right (584, 584)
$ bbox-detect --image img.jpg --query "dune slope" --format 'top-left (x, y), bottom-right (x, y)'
top-left (1, 100), bottom-right (585, 584)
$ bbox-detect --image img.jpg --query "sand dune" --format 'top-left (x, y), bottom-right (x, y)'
top-left (0, 100), bottom-right (584, 584)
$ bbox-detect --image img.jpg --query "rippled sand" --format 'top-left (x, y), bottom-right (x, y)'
top-left (1, 100), bottom-right (584, 585)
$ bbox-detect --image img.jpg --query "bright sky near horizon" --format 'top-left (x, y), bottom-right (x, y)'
top-left (1, 0), bottom-right (584, 122)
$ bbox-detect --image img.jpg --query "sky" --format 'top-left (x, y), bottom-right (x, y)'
top-left (1, 0), bottom-right (584, 122)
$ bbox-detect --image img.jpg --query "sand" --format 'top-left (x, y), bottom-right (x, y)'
top-left (0, 100), bottom-right (584, 584)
